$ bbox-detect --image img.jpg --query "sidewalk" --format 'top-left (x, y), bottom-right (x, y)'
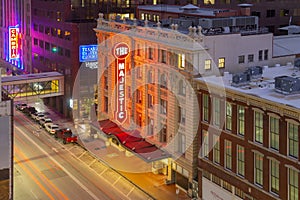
top-left (46, 107), bottom-right (192, 200)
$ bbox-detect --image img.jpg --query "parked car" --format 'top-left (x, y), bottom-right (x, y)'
top-left (35, 113), bottom-right (45, 122)
top-left (23, 106), bottom-right (37, 116)
top-left (16, 103), bottom-right (28, 111)
top-left (39, 117), bottom-right (53, 127)
top-left (54, 128), bottom-right (78, 144)
top-left (45, 124), bottom-right (59, 134)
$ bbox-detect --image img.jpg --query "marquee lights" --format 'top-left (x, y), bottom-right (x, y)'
top-left (8, 26), bottom-right (19, 60)
top-left (113, 42), bottom-right (130, 124)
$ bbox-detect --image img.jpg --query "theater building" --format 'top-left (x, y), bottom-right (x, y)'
top-left (196, 65), bottom-right (300, 200)
top-left (93, 12), bottom-right (276, 198)
top-left (93, 14), bottom-right (204, 197)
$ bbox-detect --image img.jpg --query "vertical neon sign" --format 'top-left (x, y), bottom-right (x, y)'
top-left (8, 26), bottom-right (19, 60)
top-left (113, 42), bottom-right (130, 124)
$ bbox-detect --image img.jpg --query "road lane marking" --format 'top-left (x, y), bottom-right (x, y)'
top-left (126, 187), bottom-right (135, 197)
top-left (112, 176), bottom-right (121, 185)
top-left (16, 126), bottom-right (102, 200)
top-left (88, 159), bottom-right (97, 167)
top-left (77, 151), bottom-right (86, 159)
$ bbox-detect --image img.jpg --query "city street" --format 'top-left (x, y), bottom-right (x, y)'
top-left (13, 108), bottom-right (153, 200)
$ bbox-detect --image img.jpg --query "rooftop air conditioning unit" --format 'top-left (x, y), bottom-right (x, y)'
top-left (274, 76), bottom-right (300, 94)
top-left (231, 72), bottom-right (250, 87)
top-left (246, 66), bottom-right (263, 80)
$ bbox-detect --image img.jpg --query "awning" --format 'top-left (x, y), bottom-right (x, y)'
top-left (93, 119), bottom-right (170, 162)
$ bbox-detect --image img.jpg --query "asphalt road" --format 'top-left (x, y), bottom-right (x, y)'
top-left (13, 108), bottom-right (153, 200)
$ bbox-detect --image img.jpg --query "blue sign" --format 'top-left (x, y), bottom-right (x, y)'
top-left (79, 45), bottom-right (98, 62)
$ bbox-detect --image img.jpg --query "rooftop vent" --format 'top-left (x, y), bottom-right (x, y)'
top-left (274, 75), bottom-right (300, 94)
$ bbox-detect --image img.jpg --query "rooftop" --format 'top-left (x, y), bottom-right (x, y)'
top-left (195, 65), bottom-right (300, 110)
top-left (273, 34), bottom-right (300, 57)
top-left (137, 4), bottom-right (236, 17)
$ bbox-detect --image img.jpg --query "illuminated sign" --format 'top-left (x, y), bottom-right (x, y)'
top-left (8, 27), bottom-right (19, 59)
top-left (79, 45), bottom-right (98, 62)
top-left (113, 42), bottom-right (130, 124)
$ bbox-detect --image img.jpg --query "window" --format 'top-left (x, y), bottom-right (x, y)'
top-left (64, 31), bottom-right (71, 40)
top-left (34, 38), bottom-right (38, 46)
top-left (213, 98), bottom-right (220, 126)
top-left (238, 55), bottom-right (245, 64)
top-left (270, 160), bottom-right (279, 195)
top-left (137, 44), bottom-right (141, 56)
top-left (148, 47), bottom-right (153, 60)
top-left (45, 42), bottom-right (50, 51)
top-left (254, 153), bottom-right (263, 186)
top-left (145, 118), bottom-right (153, 137)
top-left (204, 59), bottom-right (212, 70)
top-left (45, 26), bottom-right (50, 35)
top-left (148, 94), bottom-right (154, 109)
top-left (203, 94), bottom-right (209, 122)
top-left (280, 9), bottom-right (289, 17)
top-left (160, 124), bottom-right (167, 143)
top-left (259, 50), bottom-right (263, 61)
top-left (248, 54), bottom-right (254, 63)
top-left (226, 102), bottom-right (232, 131)
top-left (213, 135), bottom-right (220, 164)
top-left (33, 23), bottom-right (38, 31)
top-left (39, 24), bottom-right (44, 33)
top-left (264, 49), bottom-right (268, 60)
top-left (160, 74), bottom-right (167, 88)
top-left (178, 53), bottom-right (185, 69)
top-left (39, 40), bottom-right (44, 48)
top-left (225, 140), bottom-right (232, 170)
top-left (267, 9), bottom-right (276, 17)
top-left (238, 105), bottom-right (245, 136)
top-left (148, 70), bottom-right (153, 83)
top-left (160, 99), bottom-right (167, 114)
top-left (251, 11), bottom-right (261, 17)
top-left (235, 187), bottom-right (245, 199)
top-left (204, 0), bottom-right (215, 4)
top-left (178, 80), bottom-right (186, 96)
top-left (288, 122), bottom-right (299, 159)
top-left (218, 57), bottom-right (225, 68)
top-left (178, 106), bottom-right (186, 124)
top-left (289, 168), bottom-right (298, 200)
top-left (177, 132), bottom-right (186, 154)
top-left (104, 76), bottom-right (108, 90)
top-left (254, 111), bottom-right (263, 144)
top-left (270, 116), bottom-right (279, 151)
top-left (202, 130), bottom-right (209, 158)
top-left (223, 181), bottom-right (232, 192)
top-left (159, 49), bottom-right (167, 64)
top-left (104, 96), bottom-right (108, 113)
top-left (136, 67), bottom-right (142, 79)
top-left (136, 89), bottom-right (142, 103)
top-left (237, 145), bottom-right (245, 177)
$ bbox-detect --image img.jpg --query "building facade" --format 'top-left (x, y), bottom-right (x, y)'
top-left (93, 12), bottom-right (276, 198)
top-left (94, 14), bottom-right (201, 197)
top-left (196, 65), bottom-right (300, 199)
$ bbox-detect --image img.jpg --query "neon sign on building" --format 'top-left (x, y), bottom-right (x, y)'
top-left (8, 26), bottom-right (20, 60)
top-left (113, 42), bottom-right (130, 124)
